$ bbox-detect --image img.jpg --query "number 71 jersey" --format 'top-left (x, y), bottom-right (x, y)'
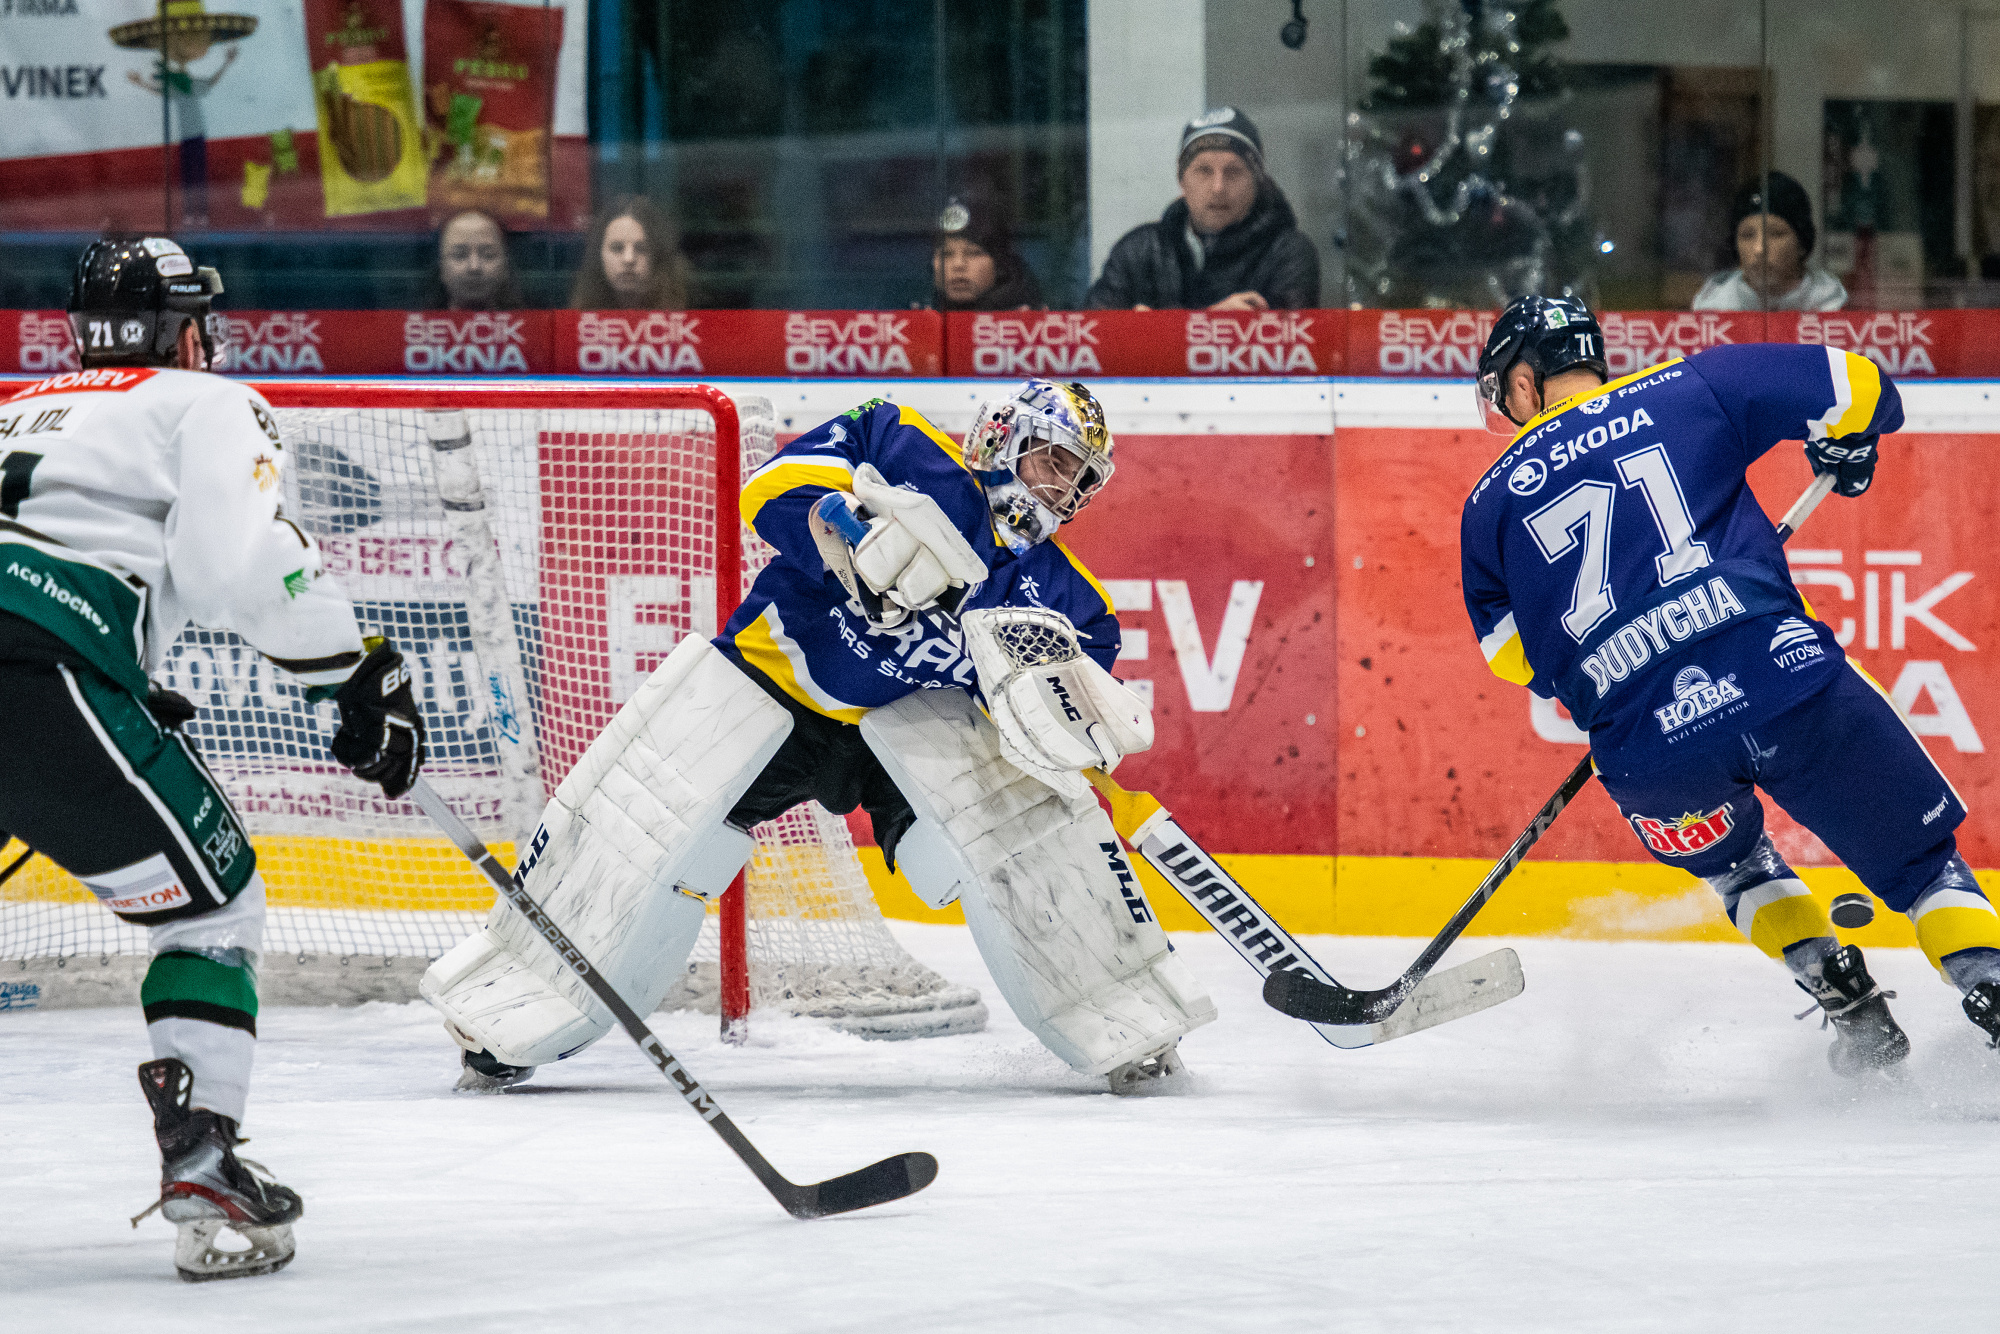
top-left (1459, 344), bottom-right (1903, 737)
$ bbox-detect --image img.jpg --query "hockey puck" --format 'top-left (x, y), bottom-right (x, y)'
top-left (1830, 892), bottom-right (1876, 929)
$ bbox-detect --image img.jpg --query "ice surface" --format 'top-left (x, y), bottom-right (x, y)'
top-left (5, 927), bottom-right (1999, 1331)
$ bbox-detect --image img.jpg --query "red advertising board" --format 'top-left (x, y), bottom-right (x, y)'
top-left (551, 309), bottom-right (942, 377)
top-left (944, 309), bottom-right (1344, 377)
top-left (0, 310), bottom-right (941, 378)
top-left (9, 307), bottom-right (2000, 379)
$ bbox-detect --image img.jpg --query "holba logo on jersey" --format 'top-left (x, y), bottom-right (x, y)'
top-left (1631, 802), bottom-right (1735, 857)
top-left (1654, 665), bottom-right (1746, 737)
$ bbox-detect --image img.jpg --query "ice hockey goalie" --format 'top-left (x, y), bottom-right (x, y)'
top-left (423, 380), bottom-right (1216, 1093)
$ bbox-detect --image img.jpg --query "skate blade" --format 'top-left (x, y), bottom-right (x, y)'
top-left (454, 1065), bottom-right (531, 1094)
top-left (1105, 1050), bottom-right (1189, 1097)
top-left (174, 1218), bottom-right (296, 1283)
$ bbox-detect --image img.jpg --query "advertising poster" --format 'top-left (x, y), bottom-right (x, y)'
top-left (0, 0), bottom-right (586, 233)
top-left (303, 0), bottom-right (427, 217)
top-left (422, 0), bottom-right (561, 222)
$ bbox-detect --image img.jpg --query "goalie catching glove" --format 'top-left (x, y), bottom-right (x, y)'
top-left (810, 462), bottom-right (988, 628)
top-left (309, 637), bottom-right (426, 799)
top-left (963, 607), bottom-right (1153, 792)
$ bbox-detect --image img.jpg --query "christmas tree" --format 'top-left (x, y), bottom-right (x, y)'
top-left (1343, 0), bottom-right (1601, 309)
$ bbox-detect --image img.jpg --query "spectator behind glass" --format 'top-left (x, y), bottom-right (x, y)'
top-left (927, 191), bottom-right (1043, 311)
top-left (1692, 172), bottom-right (1847, 312)
top-left (427, 209), bottom-right (523, 311)
top-left (1087, 107), bottom-right (1320, 311)
top-left (570, 195), bottom-right (693, 310)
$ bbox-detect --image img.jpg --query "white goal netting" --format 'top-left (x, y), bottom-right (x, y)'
top-left (0, 390), bottom-right (983, 1039)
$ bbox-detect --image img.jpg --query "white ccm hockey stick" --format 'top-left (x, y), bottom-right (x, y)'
top-left (1086, 770), bottom-right (1523, 1048)
top-left (411, 778), bottom-right (937, 1219)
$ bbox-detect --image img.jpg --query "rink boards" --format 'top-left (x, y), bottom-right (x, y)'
top-left (2, 375), bottom-right (1994, 946)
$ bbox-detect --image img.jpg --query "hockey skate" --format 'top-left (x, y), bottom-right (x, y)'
top-left (1105, 1043), bottom-right (1188, 1095)
top-left (1796, 946), bottom-right (1909, 1077)
top-left (456, 1045), bottom-right (537, 1093)
top-left (1964, 982), bottom-right (2000, 1052)
top-left (132, 1059), bottom-right (302, 1283)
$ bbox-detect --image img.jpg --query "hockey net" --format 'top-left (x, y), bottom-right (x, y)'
top-left (0, 381), bottom-right (983, 1040)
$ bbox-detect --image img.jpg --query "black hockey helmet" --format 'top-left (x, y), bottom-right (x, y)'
top-left (1475, 295), bottom-right (1608, 435)
top-left (68, 237), bottom-right (226, 369)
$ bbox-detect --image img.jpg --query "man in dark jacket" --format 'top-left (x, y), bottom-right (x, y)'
top-left (1087, 107), bottom-right (1320, 311)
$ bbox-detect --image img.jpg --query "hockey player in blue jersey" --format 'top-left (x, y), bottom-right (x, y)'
top-left (1462, 296), bottom-right (2000, 1074)
top-left (425, 381), bottom-right (1216, 1094)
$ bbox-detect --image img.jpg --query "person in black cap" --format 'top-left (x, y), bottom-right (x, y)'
top-left (926, 190), bottom-right (1044, 311)
top-left (1086, 106), bottom-right (1320, 311)
top-left (1693, 170), bottom-right (1847, 312)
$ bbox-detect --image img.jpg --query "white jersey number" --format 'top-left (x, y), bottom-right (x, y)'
top-left (1525, 444), bottom-right (1712, 644)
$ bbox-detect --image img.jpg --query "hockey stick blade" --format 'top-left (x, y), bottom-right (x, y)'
top-left (1262, 950), bottom-right (1524, 1034)
top-left (1265, 473), bottom-right (1839, 1029)
top-left (410, 778), bottom-right (938, 1220)
top-left (1087, 770), bottom-right (1525, 1046)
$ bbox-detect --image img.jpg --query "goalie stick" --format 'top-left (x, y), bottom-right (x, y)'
top-left (411, 778), bottom-right (938, 1220)
top-left (1264, 472), bottom-right (1839, 1027)
top-left (1086, 770), bottom-right (1523, 1047)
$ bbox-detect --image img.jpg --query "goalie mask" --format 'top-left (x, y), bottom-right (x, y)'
top-left (963, 379), bottom-right (1114, 551)
top-left (68, 237), bottom-right (227, 370)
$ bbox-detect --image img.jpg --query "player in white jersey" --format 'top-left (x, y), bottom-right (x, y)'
top-left (0, 239), bottom-right (426, 1280)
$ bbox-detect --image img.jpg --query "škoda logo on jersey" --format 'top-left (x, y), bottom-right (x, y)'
top-left (576, 312), bottom-right (703, 374)
top-left (1630, 802), bottom-right (1735, 857)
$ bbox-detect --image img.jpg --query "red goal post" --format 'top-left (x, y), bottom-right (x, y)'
top-left (249, 379), bottom-right (756, 1039)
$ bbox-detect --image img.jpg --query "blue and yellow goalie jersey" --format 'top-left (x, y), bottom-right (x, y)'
top-left (1460, 344), bottom-right (1903, 742)
top-left (719, 398), bottom-right (1120, 722)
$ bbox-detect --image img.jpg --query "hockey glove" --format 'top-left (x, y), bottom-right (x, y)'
top-left (1804, 433), bottom-right (1878, 498)
top-left (325, 638), bottom-right (426, 799)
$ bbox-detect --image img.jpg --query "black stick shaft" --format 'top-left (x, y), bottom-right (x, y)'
top-left (410, 780), bottom-right (799, 1206)
top-left (1380, 472), bottom-right (1838, 995)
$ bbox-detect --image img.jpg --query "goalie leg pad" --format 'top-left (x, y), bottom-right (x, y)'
top-left (861, 688), bottom-right (1215, 1076)
top-left (422, 637), bottom-right (792, 1068)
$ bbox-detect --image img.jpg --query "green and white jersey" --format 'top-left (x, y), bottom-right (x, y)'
top-left (0, 367), bottom-right (363, 693)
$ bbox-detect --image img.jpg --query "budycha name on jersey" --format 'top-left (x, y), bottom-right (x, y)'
top-left (1579, 575), bottom-right (1748, 697)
